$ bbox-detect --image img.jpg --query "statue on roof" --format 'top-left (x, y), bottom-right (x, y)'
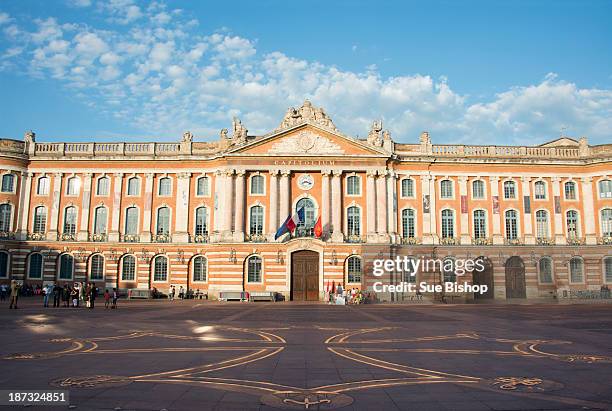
top-left (367, 120), bottom-right (383, 147)
top-left (276, 100), bottom-right (337, 131)
top-left (182, 131), bottom-right (193, 142)
top-left (232, 117), bottom-right (248, 144)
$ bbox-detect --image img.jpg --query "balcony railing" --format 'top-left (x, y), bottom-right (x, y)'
top-left (345, 234), bottom-right (365, 243)
top-left (504, 237), bottom-right (523, 246)
top-left (472, 237), bottom-right (492, 245)
top-left (290, 227), bottom-right (315, 239)
top-left (27, 232), bottom-right (46, 241)
top-left (90, 233), bottom-right (107, 242)
top-left (191, 234), bottom-right (209, 243)
top-left (439, 237), bottom-right (459, 245)
top-left (566, 236), bottom-right (586, 246)
top-left (59, 232), bottom-right (76, 241)
top-left (153, 233), bottom-right (172, 243)
top-left (536, 237), bottom-right (555, 246)
top-left (245, 234), bottom-right (267, 243)
top-left (597, 236), bottom-right (612, 245)
top-left (400, 236), bottom-right (422, 245)
top-left (0, 231), bottom-right (16, 240)
top-left (121, 234), bottom-right (140, 243)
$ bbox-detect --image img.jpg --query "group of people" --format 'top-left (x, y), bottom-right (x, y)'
top-left (1, 280), bottom-right (118, 309)
top-left (325, 283), bottom-right (367, 305)
top-left (168, 285), bottom-right (207, 300)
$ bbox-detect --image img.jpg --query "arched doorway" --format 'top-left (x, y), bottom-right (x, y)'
top-left (505, 256), bottom-right (526, 299)
top-left (473, 256), bottom-right (494, 299)
top-left (291, 250), bottom-right (319, 301)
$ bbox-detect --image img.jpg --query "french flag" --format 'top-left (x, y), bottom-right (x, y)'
top-left (275, 207), bottom-right (305, 240)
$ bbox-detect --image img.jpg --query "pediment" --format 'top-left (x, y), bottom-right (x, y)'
top-left (226, 123), bottom-right (388, 157)
top-left (539, 137), bottom-right (579, 148)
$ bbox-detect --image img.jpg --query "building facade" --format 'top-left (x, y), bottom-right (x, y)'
top-left (1, 101), bottom-right (611, 301)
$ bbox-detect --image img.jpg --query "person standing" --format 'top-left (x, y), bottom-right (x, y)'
top-left (70, 287), bottom-right (78, 308)
top-left (42, 283), bottom-right (51, 307)
top-left (9, 280), bottom-right (20, 309)
top-left (0, 283), bottom-right (7, 301)
top-left (104, 289), bottom-right (110, 309)
top-left (53, 283), bottom-right (61, 308)
top-left (89, 285), bottom-right (96, 309)
top-left (111, 288), bottom-right (118, 309)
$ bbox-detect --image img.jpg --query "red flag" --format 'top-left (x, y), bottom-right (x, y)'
top-left (314, 215), bottom-right (322, 238)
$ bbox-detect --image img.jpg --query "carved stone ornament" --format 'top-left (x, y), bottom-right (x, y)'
top-left (276, 100), bottom-right (337, 132)
top-left (268, 131), bottom-right (344, 155)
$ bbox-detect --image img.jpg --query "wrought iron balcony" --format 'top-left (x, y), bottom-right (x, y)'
top-left (536, 237), bottom-right (555, 246)
top-left (400, 236), bottom-right (422, 245)
top-left (59, 232), bottom-right (76, 241)
top-left (0, 231), bottom-right (15, 240)
top-left (245, 233), bottom-right (267, 243)
top-left (290, 227), bottom-right (315, 239)
top-left (153, 233), bottom-right (172, 243)
top-left (504, 237), bottom-right (523, 246)
top-left (439, 237), bottom-right (459, 245)
top-left (121, 234), bottom-right (140, 243)
top-left (597, 236), bottom-right (612, 245)
top-left (566, 236), bottom-right (586, 246)
top-left (191, 234), bottom-right (209, 243)
top-left (90, 233), bottom-right (107, 242)
top-left (472, 237), bottom-right (492, 245)
top-left (27, 232), bottom-right (46, 241)
top-left (345, 234), bottom-right (365, 243)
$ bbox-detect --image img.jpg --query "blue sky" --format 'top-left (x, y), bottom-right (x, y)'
top-left (0, 0), bottom-right (610, 145)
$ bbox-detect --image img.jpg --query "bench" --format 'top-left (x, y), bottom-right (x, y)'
top-left (249, 291), bottom-right (277, 302)
top-left (219, 291), bottom-right (248, 302)
top-left (128, 289), bottom-right (151, 299)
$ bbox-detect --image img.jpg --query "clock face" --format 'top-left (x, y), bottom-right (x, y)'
top-left (298, 174), bottom-right (314, 190)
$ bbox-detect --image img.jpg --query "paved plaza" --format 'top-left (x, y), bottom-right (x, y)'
top-left (0, 299), bottom-right (611, 410)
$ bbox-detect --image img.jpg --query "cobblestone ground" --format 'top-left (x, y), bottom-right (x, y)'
top-left (0, 298), bottom-right (611, 410)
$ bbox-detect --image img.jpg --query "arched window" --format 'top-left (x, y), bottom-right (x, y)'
top-left (37, 176), bottom-right (49, 195)
top-left (127, 177), bottom-right (140, 196)
top-left (534, 181), bottom-right (547, 199)
top-left (153, 255), bottom-right (168, 281)
top-left (94, 207), bottom-right (107, 234)
top-left (346, 256), bottom-right (362, 283)
top-left (1, 173), bottom-right (15, 193)
top-left (503, 181), bottom-right (516, 199)
top-left (90, 254), bottom-right (104, 280)
top-left (195, 207), bottom-right (208, 236)
top-left (196, 176), bottom-right (210, 196)
top-left (58, 254), bottom-right (74, 280)
top-left (569, 257), bottom-right (584, 283)
top-left (347, 206), bottom-right (361, 236)
top-left (156, 207), bottom-right (170, 235)
top-left (193, 256), bottom-right (207, 282)
top-left (249, 206), bottom-right (264, 236)
top-left (566, 210), bottom-right (579, 238)
top-left (121, 255), bottom-right (136, 281)
top-left (403, 256), bottom-right (417, 283)
top-left (472, 180), bottom-right (485, 199)
top-left (347, 175), bottom-right (361, 195)
top-left (401, 178), bottom-right (414, 198)
top-left (66, 176), bottom-right (80, 196)
top-left (296, 198), bottom-right (316, 235)
top-left (250, 175), bottom-right (264, 195)
top-left (599, 179), bottom-right (612, 198)
top-left (158, 177), bottom-right (171, 196)
top-left (0, 251), bottom-right (8, 278)
top-left (473, 210), bottom-right (487, 239)
top-left (33, 206), bottom-right (47, 234)
top-left (246, 255), bottom-right (262, 283)
top-left (125, 207), bottom-right (138, 235)
top-left (97, 176), bottom-right (110, 196)
top-left (401, 209), bottom-right (415, 239)
top-left (601, 208), bottom-right (612, 237)
top-left (505, 210), bottom-right (518, 240)
top-left (0, 204), bottom-right (12, 232)
top-left (441, 209), bottom-right (454, 239)
top-left (535, 210), bottom-right (549, 239)
top-left (440, 179), bottom-right (453, 198)
top-left (28, 253), bottom-right (43, 279)
top-left (63, 206), bottom-right (77, 235)
top-left (564, 181), bottom-right (577, 200)
top-left (604, 257), bottom-right (612, 283)
top-left (538, 257), bottom-right (553, 284)
top-left (442, 258), bottom-right (456, 282)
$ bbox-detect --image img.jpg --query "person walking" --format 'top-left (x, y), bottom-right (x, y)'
top-left (111, 288), bottom-right (118, 309)
top-left (9, 280), bottom-right (20, 309)
top-left (104, 289), bottom-right (110, 309)
top-left (0, 283), bottom-right (7, 301)
top-left (70, 287), bottom-right (78, 308)
top-left (62, 285), bottom-right (70, 307)
top-left (42, 283), bottom-right (51, 307)
top-left (53, 283), bottom-right (61, 308)
top-left (89, 285), bottom-right (96, 309)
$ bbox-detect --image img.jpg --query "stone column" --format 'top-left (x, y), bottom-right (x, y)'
top-left (16, 171), bottom-right (33, 240)
top-left (77, 173), bottom-right (93, 241)
top-left (366, 170), bottom-right (377, 242)
top-left (47, 172), bottom-right (63, 241)
top-left (321, 170), bottom-right (331, 239)
top-left (107, 173), bottom-right (123, 242)
top-left (490, 176), bottom-right (503, 245)
top-left (551, 177), bottom-right (565, 245)
top-left (330, 170), bottom-right (343, 242)
top-left (173, 172), bottom-right (191, 243)
top-left (521, 177), bottom-right (534, 245)
top-left (279, 170), bottom-right (291, 220)
top-left (213, 170), bottom-right (226, 236)
top-left (428, 176), bottom-right (438, 244)
top-left (234, 170), bottom-right (246, 242)
top-left (141, 173), bottom-right (154, 242)
top-left (420, 175), bottom-right (432, 243)
top-left (386, 170), bottom-right (398, 243)
top-left (458, 176), bottom-right (470, 244)
top-left (375, 170), bottom-right (388, 241)
top-left (267, 170), bottom-right (279, 241)
top-left (222, 170), bottom-right (234, 241)
top-left (581, 177), bottom-right (597, 244)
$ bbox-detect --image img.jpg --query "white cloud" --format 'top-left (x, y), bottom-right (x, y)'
top-left (67, 0), bottom-right (92, 7)
top-left (0, 2), bottom-right (610, 145)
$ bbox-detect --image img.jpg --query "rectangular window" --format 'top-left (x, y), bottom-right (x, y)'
top-left (564, 182), bottom-right (576, 200)
top-left (472, 180), bottom-right (485, 199)
top-left (401, 179), bottom-right (414, 198)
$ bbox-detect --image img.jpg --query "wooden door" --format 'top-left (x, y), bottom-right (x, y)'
top-left (505, 256), bottom-right (526, 299)
top-left (291, 251), bottom-right (319, 301)
top-left (473, 257), bottom-right (494, 299)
